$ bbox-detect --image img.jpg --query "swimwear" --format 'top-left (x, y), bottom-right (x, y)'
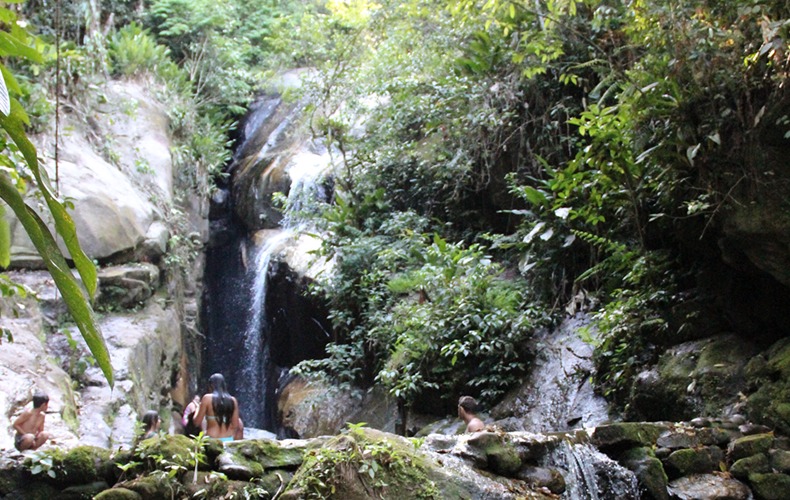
top-left (218, 436), bottom-right (233, 442)
top-left (14, 433), bottom-right (25, 451)
top-left (206, 415), bottom-right (218, 421)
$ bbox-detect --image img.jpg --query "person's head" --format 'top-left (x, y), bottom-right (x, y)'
top-left (32, 392), bottom-right (49, 410)
top-left (208, 373), bottom-right (226, 393)
top-left (208, 373), bottom-right (234, 427)
top-left (142, 410), bottom-right (160, 432)
top-left (457, 396), bottom-right (478, 418)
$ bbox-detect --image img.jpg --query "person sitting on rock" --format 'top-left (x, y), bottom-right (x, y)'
top-left (13, 392), bottom-right (51, 451)
top-left (192, 373), bottom-right (242, 442)
top-left (141, 410), bottom-right (161, 440)
top-left (182, 395), bottom-right (203, 437)
top-left (458, 395), bottom-right (485, 433)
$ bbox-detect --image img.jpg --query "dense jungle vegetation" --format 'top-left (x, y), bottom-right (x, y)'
top-left (3, 0), bottom-right (789, 415)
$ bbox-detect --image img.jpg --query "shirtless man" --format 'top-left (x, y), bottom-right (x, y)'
top-left (458, 395), bottom-right (485, 433)
top-left (13, 392), bottom-right (51, 451)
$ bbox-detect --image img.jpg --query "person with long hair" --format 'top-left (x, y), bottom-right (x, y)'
top-left (140, 410), bottom-right (161, 440)
top-left (192, 373), bottom-right (243, 441)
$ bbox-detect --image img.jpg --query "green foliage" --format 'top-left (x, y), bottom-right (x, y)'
top-left (295, 202), bottom-right (547, 408)
top-left (108, 23), bottom-right (177, 79)
top-left (284, 0), bottom-right (790, 415)
top-left (0, 6), bottom-right (113, 385)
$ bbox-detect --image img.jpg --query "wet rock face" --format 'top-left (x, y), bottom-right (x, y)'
top-left (266, 259), bottom-right (331, 368)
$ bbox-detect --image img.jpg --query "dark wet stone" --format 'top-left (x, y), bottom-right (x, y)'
top-left (515, 465), bottom-right (566, 494)
top-left (690, 417), bottom-right (711, 428)
top-left (739, 423), bottom-right (772, 436)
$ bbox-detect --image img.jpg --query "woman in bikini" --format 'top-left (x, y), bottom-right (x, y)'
top-left (192, 373), bottom-right (243, 442)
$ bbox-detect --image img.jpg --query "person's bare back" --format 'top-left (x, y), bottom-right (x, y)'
top-left (13, 392), bottom-right (50, 451)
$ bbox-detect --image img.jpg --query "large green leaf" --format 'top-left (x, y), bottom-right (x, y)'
top-left (0, 99), bottom-right (98, 299)
top-left (0, 172), bottom-right (113, 386)
top-left (0, 203), bottom-right (9, 268)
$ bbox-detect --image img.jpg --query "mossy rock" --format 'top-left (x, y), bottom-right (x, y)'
top-left (115, 473), bottom-right (185, 499)
top-left (23, 446), bottom-right (114, 487)
top-left (134, 434), bottom-right (205, 471)
top-left (619, 447), bottom-right (669, 500)
top-left (466, 432), bottom-right (522, 476)
top-left (663, 446), bottom-right (724, 478)
top-left (220, 438), bottom-right (309, 479)
top-left (728, 433), bottom-right (774, 461)
top-left (770, 449), bottom-right (790, 473)
top-left (3, 480), bottom-right (60, 500)
top-left (59, 481), bottom-right (110, 499)
top-left (181, 471), bottom-right (254, 498)
top-left (0, 465), bottom-right (24, 495)
top-left (591, 423), bottom-right (668, 452)
top-left (282, 428), bottom-right (441, 499)
top-left (745, 339), bottom-right (790, 434)
top-left (94, 487), bottom-right (143, 499)
top-left (730, 453), bottom-right (771, 480)
top-left (748, 472), bottom-right (790, 500)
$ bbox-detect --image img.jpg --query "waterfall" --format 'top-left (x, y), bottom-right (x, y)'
top-left (202, 87), bottom-right (333, 432)
top-left (545, 441), bottom-right (640, 500)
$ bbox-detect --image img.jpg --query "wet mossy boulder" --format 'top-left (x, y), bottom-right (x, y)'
top-left (281, 428), bottom-right (441, 500)
top-left (114, 473), bottom-right (184, 499)
top-left (515, 465), bottom-right (566, 494)
top-left (134, 434), bottom-right (205, 471)
top-left (619, 447), bottom-right (669, 500)
top-left (629, 335), bottom-right (756, 422)
top-left (60, 481), bottom-right (110, 499)
top-left (745, 338), bottom-right (790, 435)
top-left (93, 487), bottom-right (143, 500)
top-left (728, 433), bottom-right (774, 461)
top-left (466, 431), bottom-right (523, 476)
top-left (218, 438), bottom-right (321, 480)
top-left (730, 453), bottom-right (771, 480)
top-left (748, 472), bottom-right (790, 500)
top-left (23, 446), bottom-right (115, 487)
top-left (591, 423), bottom-right (668, 453)
top-left (664, 446), bottom-right (724, 478)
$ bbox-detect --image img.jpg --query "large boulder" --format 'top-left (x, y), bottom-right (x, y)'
top-left (10, 80), bottom-right (174, 266)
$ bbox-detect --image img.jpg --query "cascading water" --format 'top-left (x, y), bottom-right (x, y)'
top-left (201, 89), bottom-right (333, 432)
top-left (545, 441), bottom-right (640, 500)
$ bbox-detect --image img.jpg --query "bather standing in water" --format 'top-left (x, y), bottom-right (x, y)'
top-left (192, 373), bottom-right (243, 441)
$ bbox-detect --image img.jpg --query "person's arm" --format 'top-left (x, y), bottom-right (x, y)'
top-left (182, 402), bottom-right (195, 427)
top-left (231, 397), bottom-right (241, 433)
top-left (192, 395), bottom-right (210, 428)
top-left (13, 411), bottom-right (30, 435)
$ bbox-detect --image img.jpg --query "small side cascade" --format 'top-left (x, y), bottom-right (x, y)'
top-left (545, 441), bottom-right (640, 500)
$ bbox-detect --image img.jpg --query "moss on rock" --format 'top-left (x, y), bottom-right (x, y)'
top-left (748, 472), bottom-right (790, 500)
top-left (728, 433), bottom-right (774, 461)
top-left (283, 427), bottom-right (440, 499)
top-left (94, 487), bottom-right (144, 499)
top-left (664, 446), bottom-right (724, 478)
top-left (591, 423), bottom-right (667, 452)
top-left (466, 432), bottom-right (522, 476)
top-left (730, 453), bottom-right (771, 480)
top-left (620, 447), bottom-right (669, 500)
